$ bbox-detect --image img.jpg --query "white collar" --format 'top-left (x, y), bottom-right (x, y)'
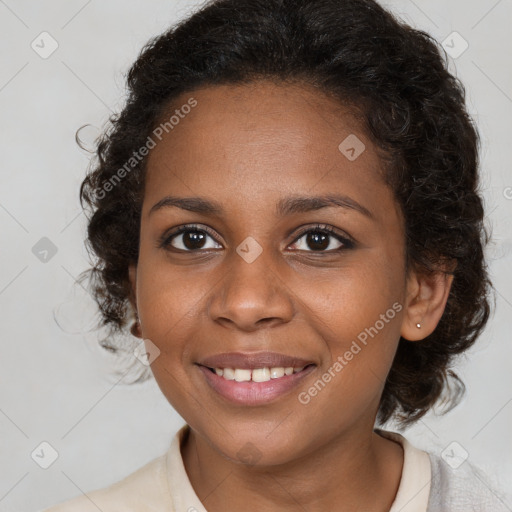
top-left (377, 429), bottom-right (431, 512)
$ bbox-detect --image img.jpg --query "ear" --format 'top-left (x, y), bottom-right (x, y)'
top-left (128, 263), bottom-right (138, 312)
top-left (128, 263), bottom-right (142, 338)
top-left (400, 261), bottom-right (456, 341)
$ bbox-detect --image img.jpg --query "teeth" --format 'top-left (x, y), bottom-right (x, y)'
top-left (213, 366), bottom-right (308, 382)
top-left (270, 367), bottom-right (285, 379)
top-left (234, 369), bottom-right (251, 382)
top-left (223, 368), bottom-right (235, 380)
top-left (252, 367), bottom-right (270, 382)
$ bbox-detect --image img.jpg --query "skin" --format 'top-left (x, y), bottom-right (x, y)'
top-left (128, 80), bottom-right (454, 512)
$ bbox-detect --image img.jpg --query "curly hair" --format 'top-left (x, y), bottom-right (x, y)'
top-left (78, 0), bottom-right (494, 427)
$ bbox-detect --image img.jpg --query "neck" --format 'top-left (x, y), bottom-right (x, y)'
top-left (181, 423), bottom-right (403, 512)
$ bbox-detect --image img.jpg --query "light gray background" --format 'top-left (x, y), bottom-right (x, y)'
top-left (0, 1), bottom-right (511, 511)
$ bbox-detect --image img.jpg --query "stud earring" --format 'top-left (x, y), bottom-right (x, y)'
top-left (416, 323), bottom-right (421, 328)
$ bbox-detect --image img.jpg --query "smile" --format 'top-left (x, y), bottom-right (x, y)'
top-left (197, 363), bottom-right (316, 405)
top-left (208, 366), bottom-right (308, 382)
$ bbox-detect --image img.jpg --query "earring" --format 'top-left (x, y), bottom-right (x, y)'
top-left (416, 323), bottom-right (421, 328)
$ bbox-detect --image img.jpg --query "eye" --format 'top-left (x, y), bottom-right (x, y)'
top-left (289, 224), bottom-right (354, 252)
top-left (159, 223), bottom-right (354, 253)
top-left (159, 224), bottom-right (222, 252)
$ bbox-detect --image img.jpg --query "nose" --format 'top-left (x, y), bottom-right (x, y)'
top-left (207, 248), bottom-right (295, 332)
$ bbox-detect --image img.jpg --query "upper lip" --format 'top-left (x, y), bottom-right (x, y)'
top-left (197, 352), bottom-right (316, 370)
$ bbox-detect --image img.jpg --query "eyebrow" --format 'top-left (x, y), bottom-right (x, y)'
top-left (148, 194), bottom-right (374, 219)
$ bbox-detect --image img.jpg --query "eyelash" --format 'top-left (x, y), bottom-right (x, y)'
top-left (158, 223), bottom-right (355, 253)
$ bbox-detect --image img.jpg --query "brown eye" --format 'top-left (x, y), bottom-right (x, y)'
top-left (289, 225), bottom-right (354, 252)
top-left (161, 225), bottom-right (222, 252)
top-left (305, 232), bottom-right (333, 251)
top-left (177, 230), bottom-right (207, 250)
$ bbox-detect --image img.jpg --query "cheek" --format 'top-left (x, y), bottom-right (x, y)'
top-left (135, 259), bottom-right (205, 412)
top-left (300, 254), bottom-right (404, 398)
top-left (303, 252), bottom-right (403, 337)
top-left (297, 299), bottom-right (402, 429)
top-left (136, 254), bottom-right (209, 343)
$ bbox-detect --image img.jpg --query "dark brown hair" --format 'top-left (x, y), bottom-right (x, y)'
top-left (77, 0), bottom-right (494, 427)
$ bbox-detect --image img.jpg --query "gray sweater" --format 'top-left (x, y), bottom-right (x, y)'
top-left (426, 453), bottom-right (511, 511)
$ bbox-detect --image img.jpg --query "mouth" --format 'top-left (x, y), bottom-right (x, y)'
top-left (196, 355), bottom-right (317, 406)
top-left (203, 364), bottom-right (315, 382)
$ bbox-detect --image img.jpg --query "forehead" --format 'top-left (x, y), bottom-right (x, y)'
top-left (143, 80), bottom-right (392, 219)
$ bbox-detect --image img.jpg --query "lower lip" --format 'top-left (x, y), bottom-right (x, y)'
top-left (197, 365), bottom-right (316, 406)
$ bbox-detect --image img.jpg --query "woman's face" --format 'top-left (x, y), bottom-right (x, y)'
top-left (129, 80), bottom-right (411, 465)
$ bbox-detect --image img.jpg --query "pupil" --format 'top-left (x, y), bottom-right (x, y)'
top-left (184, 231), bottom-right (205, 250)
top-left (307, 232), bottom-right (328, 251)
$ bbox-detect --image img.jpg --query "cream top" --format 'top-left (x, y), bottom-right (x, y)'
top-left (42, 423), bottom-right (434, 512)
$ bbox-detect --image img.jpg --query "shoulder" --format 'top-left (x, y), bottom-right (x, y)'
top-left (41, 453), bottom-right (172, 512)
top-left (427, 452), bottom-right (511, 512)
top-left (377, 429), bottom-right (511, 512)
